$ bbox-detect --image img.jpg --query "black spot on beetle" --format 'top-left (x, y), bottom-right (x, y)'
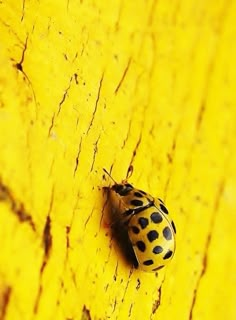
top-left (130, 199), bottom-right (144, 207)
top-left (143, 259), bottom-right (154, 266)
top-left (171, 221), bottom-right (176, 233)
top-left (138, 189), bottom-right (147, 195)
top-left (152, 265), bottom-right (164, 271)
top-left (160, 203), bottom-right (168, 214)
top-left (163, 250), bottom-right (173, 260)
top-left (147, 230), bottom-right (159, 242)
top-left (131, 226), bottom-right (140, 234)
top-left (134, 192), bottom-right (144, 198)
top-left (138, 217), bottom-right (149, 229)
top-left (163, 226), bottom-right (172, 240)
top-left (150, 212), bottom-right (163, 223)
top-left (152, 245), bottom-right (163, 254)
top-left (136, 241), bottom-right (146, 252)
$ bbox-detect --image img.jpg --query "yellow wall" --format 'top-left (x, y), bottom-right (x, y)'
top-left (0, 1), bottom-right (236, 319)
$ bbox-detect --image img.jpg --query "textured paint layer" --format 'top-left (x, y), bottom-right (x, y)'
top-left (0, 1), bottom-right (236, 319)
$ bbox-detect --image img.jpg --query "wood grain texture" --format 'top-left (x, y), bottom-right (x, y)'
top-left (0, 1), bottom-right (236, 319)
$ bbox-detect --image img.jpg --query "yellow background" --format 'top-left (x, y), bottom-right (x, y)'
top-left (0, 1), bottom-right (236, 319)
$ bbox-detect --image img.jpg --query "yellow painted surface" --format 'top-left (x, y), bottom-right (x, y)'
top-left (0, 1), bottom-right (236, 319)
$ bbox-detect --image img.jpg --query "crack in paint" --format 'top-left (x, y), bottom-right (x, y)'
top-left (33, 285), bottom-right (42, 314)
top-left (129, 132), bottom-right (142, 168)
top-left (121, 119), bottom-right (132, 149)
top-left (188, 179), bottom-right (225, 319)
top-left (34, 186), bottom-right (54, 313)
top-left (13, 34), bottom-right (37, 118)
top-left (90, 135), bottom-right (100, 172)
top-left (114, 58), bottom-right (131, 94)
top-left (121, 269), bottom-right (133, 303)
top-left (189, 237), bottom-right (209, 320)
top-left (110, 298), bottom-right (117, 316)
top-left (48, 75), bottom-right (74, 136)
top-left (43, 215), bottom-right (52, 259)
top-left (0, 179), bottom-right (36, 231)
top-left (163, 124), bottom-right (181, 199)
top-left (128, 303), bottom-right (133, 318)
top-left (0, 286), bottom-right (11, 320)
top-left (48, 112), bottom-right (56, 137)
top-left (57, 76), bottom-right (73, 116)
top-left (196, 103), bottom-right (206, 131)
top-left (66, 226), bottom-right (70, 249)
top-left (74, 73), bottom-right (79, 84)
top-left (86, 73), bottom-right (104, 135)
top-left (152, 286), bottom-right (162, 314)
top-left (136, 278), bottom-right (141, 290)
top-left (73, 137), bottom-right (83, 176)
top-left (81, 305), bottom-right (91, 320)
top-left (113, 262), bottom-right (118, 281)
top-left (99, 188), bottom-right (110, 230)
top-left (14, 34), bottom-right (28, 72)
top-left (167, 138), bottom-right (177, 164)
top-left (84, 208), bottom-right (94, 229)
top-left (42, 185), bottom-right (55, 259)
top-left (21, 0), bottom-right (26, 21)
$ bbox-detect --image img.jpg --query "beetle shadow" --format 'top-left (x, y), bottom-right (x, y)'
top-left (102, 187), bottom-right (138, 269)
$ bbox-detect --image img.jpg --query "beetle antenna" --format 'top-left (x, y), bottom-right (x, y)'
top-left (103, 168), bottom-right (117, 184)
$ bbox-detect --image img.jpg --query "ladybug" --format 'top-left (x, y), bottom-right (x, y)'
top-left (103, 166), bottom-right (176, 272)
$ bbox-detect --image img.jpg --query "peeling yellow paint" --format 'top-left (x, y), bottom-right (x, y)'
top-left (0, 1), bottom-right (236, 319)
